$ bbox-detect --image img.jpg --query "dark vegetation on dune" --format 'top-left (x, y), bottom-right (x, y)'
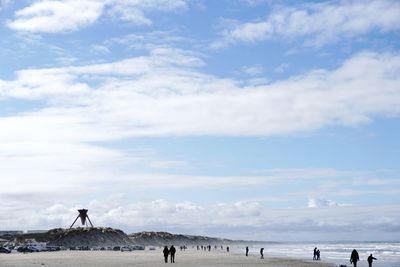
top-left (10, 228), bottom-right (265, 247)
top-left (129, 231), bottom-right (235, 246)
top-left (15, 227), bottom-right (132, 247)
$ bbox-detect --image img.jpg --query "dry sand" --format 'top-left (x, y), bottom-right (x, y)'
top-left (0, 250), bottom-right (335, 267)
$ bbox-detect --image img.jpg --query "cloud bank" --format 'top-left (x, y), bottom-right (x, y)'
top-left (1, 197), bottom-right (399, 241)
top-left (1, 49), bottom-right (399, 138)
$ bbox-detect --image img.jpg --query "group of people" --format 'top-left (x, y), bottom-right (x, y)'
top-left (350, 249), bottom-right (377, 267)
top-left (313, 247), bottom-right (321, 260)
top-left (162, 244), bottom-right (377, 266)
top-left (245, 246), bottom-right (264, 259)
top-left (162, 245), bottom-right (176, 263)
top-left (313, 248), bottom-right (377, 267)
top-left (163, 244), bottom-right (231, 263)
top-left (196, 245), bottom-right (228, 252)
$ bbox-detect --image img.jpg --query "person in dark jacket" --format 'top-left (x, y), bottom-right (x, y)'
top-left (163, 246), bottom-right (169, 263)
top-left (367, 254), bottom-right (377, 267)
top-left (313, 247), bottom-right (317, 260)
top-left (260, 248), bottom-right (264, 259)
top-left (170, 245), bottom-right (176, 263)
top-left (246, 246), bottom-right (249, 256)
top-left (350, 249), bottom-right (360, 267)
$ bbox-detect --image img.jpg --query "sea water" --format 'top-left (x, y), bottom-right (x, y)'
top-left (234, 242), bottom-right (400, 267)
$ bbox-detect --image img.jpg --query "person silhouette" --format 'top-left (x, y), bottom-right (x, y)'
top-left (260, 248), bottom-right (264, 259)
top-left (350, 249), bottom-right (359, 267)
top-left (313, 247), bottom-right (317, 260)
top-left (170, 245), bottom-right (176, 263)
top-left (163, 246), bottom-right (169, 263)
top-left (367, 254), bottom-right (377, 267)
top-left (227, 246), bottom-right (229, 252)
top-left (316, 249), bottom-right (320, 260)
top-left (246, 246), bottom-right (249, 256)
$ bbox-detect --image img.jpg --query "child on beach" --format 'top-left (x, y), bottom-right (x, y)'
top-left (367, 254), bottom-right (377, 267)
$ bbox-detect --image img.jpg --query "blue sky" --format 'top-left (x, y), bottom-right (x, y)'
top-left (0, 0), bottom-right (400, 241)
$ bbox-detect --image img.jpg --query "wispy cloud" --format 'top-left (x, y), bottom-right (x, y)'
top-left (212, 0), bottom-right (400, 48)
top-left (0, 0), bottom-right (11, 10)
top-left (7, 0), bottom-right (189, 33)
top-left (308, 197), bottom-right (349, 208)
top-left (7, 0), bottom-right (104, 33)
top-left (242, 64), bottom-right (264, 76)
top-left (107, 0), bottom-right (187, 26)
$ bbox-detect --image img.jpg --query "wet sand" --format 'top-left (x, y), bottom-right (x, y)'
top-left (0, 250), bottom-right (335, 267)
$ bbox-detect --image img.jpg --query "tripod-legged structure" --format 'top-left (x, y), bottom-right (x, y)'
top-left (70, 209), bottom-right (94, 229)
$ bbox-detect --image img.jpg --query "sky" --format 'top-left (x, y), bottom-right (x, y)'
top-left (0, 0), bottom-right (399, 242)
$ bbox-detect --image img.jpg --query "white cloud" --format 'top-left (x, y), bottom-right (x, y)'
top-left (7, 0), bottom-right (189, 33)
top-left (108, 0), bottom-right (187, 25)
top-left (90, 44), bottom-right (111, 54)
top-left (213, 0), bottom-right (400, 48)
top-left (308, 197), bottom-right (347, 208)
top-left (2, 50), bottom-right (399, 137)
top-left (7, 0), bottom-right (104, 33)
top-left (242, 64), bottom-right (264, 76)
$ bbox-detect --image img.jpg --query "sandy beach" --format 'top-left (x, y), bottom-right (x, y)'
top-left (0, 250), bottom-right (335, 267)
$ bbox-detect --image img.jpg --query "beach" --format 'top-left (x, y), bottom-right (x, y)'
top-left (0, 250), bottom-right (335, 267)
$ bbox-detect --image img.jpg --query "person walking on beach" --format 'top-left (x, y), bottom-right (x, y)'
top-left (246, 246), bottom-right (249, 256)
top-left (316, 249), bottom-right (320, 260)
top-left (350, 249), bottom-right (359, 267)
top-left (170, 245), bottom-right (176, 263)
top-left (313, 247), bottom-right (317, 260)
top-left (260, 248), bottom-right (264, 259)
top-left (367, 254), bottom-right (377, 267)
top-left (163, 246), bottom-right (169, 263)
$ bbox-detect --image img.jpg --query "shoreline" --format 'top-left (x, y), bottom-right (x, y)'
top-left (0, 250), bottom-right (336, 267)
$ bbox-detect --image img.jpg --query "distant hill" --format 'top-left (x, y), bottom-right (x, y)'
top-left (10, 228), bottom-right (265, 248)
top-left (128, 231), bottom-right (257, 246)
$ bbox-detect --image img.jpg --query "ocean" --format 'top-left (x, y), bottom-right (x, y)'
top-left (234, 242), bottom-right (400, 267)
